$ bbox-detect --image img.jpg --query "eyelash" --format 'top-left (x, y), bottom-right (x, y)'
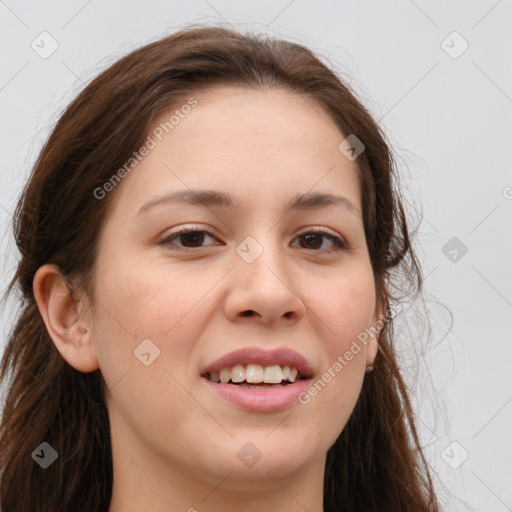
top-left (159, 225), bottom-right (348, 253)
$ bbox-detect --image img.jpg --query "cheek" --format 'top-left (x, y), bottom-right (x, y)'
top-left (89, 260), bottom-right (213, 430)
top-left (94, 251), bottom-right (195, 332)
top-left (90, 256), bottom-right (217, 380)
top-left (314, 262), bottom-right (376, 345)
top-left (302, 264), bottom-right (375, 440)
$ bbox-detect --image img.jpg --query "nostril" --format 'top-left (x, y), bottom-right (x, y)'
top-left (241, 310), bottom-right (255, 317)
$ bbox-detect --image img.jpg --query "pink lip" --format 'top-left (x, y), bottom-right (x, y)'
top-left (201, 346), bottom-right (314, 377)
top-left (201, 377), bottom-right (312, 412)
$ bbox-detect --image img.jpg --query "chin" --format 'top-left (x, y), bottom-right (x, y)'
top-left (221, 433), bottom-right (318, 480)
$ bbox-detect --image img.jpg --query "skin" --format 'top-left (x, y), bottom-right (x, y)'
top-left (34, 85), bottom-right (382, 512)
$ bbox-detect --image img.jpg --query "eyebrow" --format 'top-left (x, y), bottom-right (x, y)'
top-left (137, 189), bottom-right (361, 217)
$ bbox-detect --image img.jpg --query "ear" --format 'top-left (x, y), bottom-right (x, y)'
top-left (366, 299), bottom-right (385, 368)
top-left (33, 264), bottom-right (99, 373)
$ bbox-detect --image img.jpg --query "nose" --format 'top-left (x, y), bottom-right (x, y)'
top-left (223, 238), bottom-right (306, 327)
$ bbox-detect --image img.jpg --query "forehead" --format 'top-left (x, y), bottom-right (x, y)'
top-left (153, 84), bottom-right (342, 152)
top-left (104, 85), bottom-right (362, 219)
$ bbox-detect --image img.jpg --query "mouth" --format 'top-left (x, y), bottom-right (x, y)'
top-left (200, 347), bottom-right (314, 412)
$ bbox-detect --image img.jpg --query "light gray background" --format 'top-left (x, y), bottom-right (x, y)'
top-left (1, 1), bottom-right (511, 511)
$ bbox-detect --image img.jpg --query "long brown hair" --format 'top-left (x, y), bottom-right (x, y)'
top-left (0, 24), bottom-right (440, 511)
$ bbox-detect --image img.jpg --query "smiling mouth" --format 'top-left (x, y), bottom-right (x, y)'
top-left (202, 363), bottom-right (306, 389)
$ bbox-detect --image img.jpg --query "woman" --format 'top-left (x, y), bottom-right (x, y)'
top-left (0, 25), bottom-right (441, 511)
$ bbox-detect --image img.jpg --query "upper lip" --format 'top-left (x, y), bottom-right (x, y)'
top-left (201, 347), bottom-right (314, 378)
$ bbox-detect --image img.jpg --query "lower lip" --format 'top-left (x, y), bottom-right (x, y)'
top-left (202, 377), bottom-right (312, 412)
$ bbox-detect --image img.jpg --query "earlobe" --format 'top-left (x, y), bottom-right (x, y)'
top-left (366, 301), bottom-right (385, 368)
top-left (33, 264), bottom-right (99, 373)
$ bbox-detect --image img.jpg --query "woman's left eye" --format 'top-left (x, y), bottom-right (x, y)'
top-left (292, 231), bottom-right (347, 251)
top-left (159, 227), bottom-right (347, 252)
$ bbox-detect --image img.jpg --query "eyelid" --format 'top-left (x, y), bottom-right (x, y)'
top-left (159, 223), bottom-right (216, 238)
top-left (295, 225), bottom-right (346, 242)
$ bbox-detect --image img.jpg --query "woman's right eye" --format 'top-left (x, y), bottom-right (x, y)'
top-left (159, 228), bottom-right (220, 250)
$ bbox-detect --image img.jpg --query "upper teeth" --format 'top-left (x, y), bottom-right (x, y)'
top-left (207, 364), bottom-right (300, 384)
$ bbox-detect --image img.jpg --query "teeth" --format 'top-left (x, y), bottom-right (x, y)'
top-left (245, 364), bottom-right (263, 383)
top-left (231, 364), bottom-right (245, 383)
top-left (206, 364), bottom-right (301, 384)
top-left (219, 368), bottom-right (230, 384)
top-left (263, 365), bottom-right (283, 383)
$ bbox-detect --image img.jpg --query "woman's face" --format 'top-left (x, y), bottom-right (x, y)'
top-left (88, 85), bottom-right (380, 488)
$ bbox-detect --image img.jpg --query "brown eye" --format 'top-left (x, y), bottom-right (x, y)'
top-left (294, 231), bottom-right (347, 252)
top-left (177, 231), bottom-right (205, 247)
top-left (299, 233), bottom-right (323, 249)
top-left (160, 228), bottom-right (219, 250)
